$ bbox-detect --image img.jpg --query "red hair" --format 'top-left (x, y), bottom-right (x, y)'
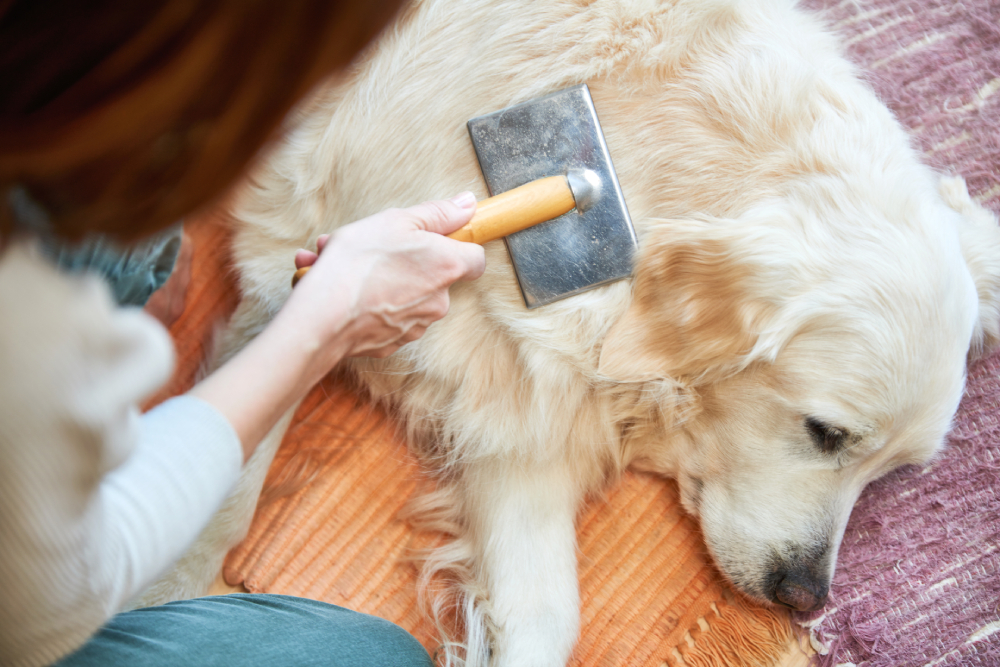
top-left (0, 0), bottom-right (404, 241)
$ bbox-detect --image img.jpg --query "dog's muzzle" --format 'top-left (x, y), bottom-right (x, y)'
top-left (770, 565), bottom-right (829, 611)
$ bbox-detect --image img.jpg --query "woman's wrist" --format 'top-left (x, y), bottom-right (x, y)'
top-left (267, 289), bottom-right (354, 383)
top-left (190, 296), bottom-right (354, 463)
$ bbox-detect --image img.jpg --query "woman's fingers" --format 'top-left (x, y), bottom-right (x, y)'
top-left (294, 249), bottom-right (318, 269)
top-left (405, 192), bottom-right (476, 235)
top-left (402, 195), bottom-right (485, 282)
top-left (295, 233), bottom-right (332, 269)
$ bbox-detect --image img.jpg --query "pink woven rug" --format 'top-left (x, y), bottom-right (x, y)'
top-left (796, 1), bottom-right (1000, 664)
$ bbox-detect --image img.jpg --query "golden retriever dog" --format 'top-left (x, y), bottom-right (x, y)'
top-left (137, 0), bottom-right (1000, 664)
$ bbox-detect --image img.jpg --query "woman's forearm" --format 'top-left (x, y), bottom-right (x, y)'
top-left (189, 299), bottom-right (350, 462)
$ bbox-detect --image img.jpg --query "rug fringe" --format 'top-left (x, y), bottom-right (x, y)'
top-left (664, 593), bottom-right (793, 667)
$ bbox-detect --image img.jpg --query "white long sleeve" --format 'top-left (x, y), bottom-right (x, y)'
top-left (0, 242), bottom-right (243, 667)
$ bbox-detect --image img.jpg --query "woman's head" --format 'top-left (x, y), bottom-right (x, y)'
top-left (0, 0), bottom-right (404, 241)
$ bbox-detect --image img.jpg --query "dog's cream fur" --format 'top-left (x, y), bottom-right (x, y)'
top-left (137, 1), bottom-right (1000, 664)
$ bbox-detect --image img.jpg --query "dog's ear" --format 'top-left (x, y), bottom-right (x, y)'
top-left (939, 176), bottom-right (1000, 358)
top-left (599, 220), bottom-right (772, 382)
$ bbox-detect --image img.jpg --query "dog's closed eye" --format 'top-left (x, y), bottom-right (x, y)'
top-left (805, 417), bottom-right (848, 454)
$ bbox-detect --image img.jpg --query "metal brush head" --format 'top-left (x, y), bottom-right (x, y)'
top-left (468, 84), bottom-right (636, 308)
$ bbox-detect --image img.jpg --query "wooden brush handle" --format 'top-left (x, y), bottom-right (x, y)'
top-left (446, 175), bottom-right (573, 243)
top-left (292, 175), bottom-right (574, 287)
top-left (292, 266), bottom-right (311, 286)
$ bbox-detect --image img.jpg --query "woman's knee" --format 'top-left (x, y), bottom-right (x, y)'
top-left (304, 600), bottom-right (433, 667)
top-left (54, 594), bottom-right (433, 667)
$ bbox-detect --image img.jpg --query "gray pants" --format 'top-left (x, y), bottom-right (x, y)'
top-left (53, 594), bottom-right (434, 667)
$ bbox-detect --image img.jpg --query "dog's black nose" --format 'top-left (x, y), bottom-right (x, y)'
top-left (772, 568), bottom-right (828, 611)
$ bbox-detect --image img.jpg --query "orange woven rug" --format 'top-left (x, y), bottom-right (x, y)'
top-left (157, 212), bottom-right (795, 667)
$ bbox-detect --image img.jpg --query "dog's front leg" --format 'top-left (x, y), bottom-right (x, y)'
top-left (462, 456), bottom-right (583, 667)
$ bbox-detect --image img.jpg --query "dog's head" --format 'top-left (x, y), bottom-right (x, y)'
top-left (599, 176), bottom-right (1000, 611)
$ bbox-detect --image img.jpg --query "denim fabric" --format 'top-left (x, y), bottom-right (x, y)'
top-left (6, 185), bottom-right (182, 307)
top-left (54, 594), bottom-right (434, 667)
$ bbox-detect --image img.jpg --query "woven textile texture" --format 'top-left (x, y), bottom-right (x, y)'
top-left (794, 1), bottom-right (1000, 665)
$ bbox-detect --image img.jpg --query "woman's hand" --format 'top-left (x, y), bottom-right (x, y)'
top-left (191, 192), bottom-right (485, 462)
top-left (286, 191), bottom-right (485, 360)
